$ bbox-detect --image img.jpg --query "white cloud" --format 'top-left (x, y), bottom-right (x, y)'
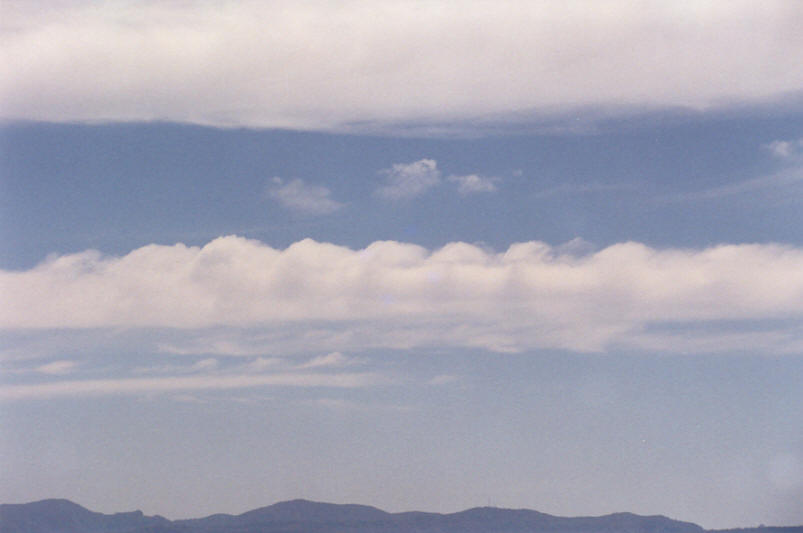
top-left (192, 358), bottom-right (218, 372)
top-left (447, 174), bottom-right (499, 195)
top-left (245, 357), bottom-right (283, 372)
top-left (133, 359), bottom-right (218, 375)
top-left (304, 397), bottom-right (411, 412)
top-left (157, 336), bottom-right (279, 357)
top-left (533, 182), bottom-right (634, 199)
top-left (34, 360), bottom-right (78, 375)
top-left (134, 356), bottom-right (282, 375)
top-left (267, 178), bottom-right (343, 214)
top-left (2, 236), bottom-right (803, 355)
top-left (1, 1), bottom-right (801, 131)
top-left (300, 352), bottom-right (358, 369)
top-left (0, 372), bottom-right (384, 401)
top-left (767, 141), bottom-right (794, 158)
top-left (676, 167), bottom-right (803, 202)
top-left (765, 138), bottom-right (803, 159)
top-left (169, 393), bottom-right (207, 404)
top-left (428, 374), bottom-right (459, 386)
top-left (375, 159), bottom-right (440, 199)
top-left (305, 398), bottom-right (366, 411)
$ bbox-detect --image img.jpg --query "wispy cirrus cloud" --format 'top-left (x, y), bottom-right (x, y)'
top-left (678, 167), bottom-right (803, 202)
top-left (266, 178), bottom-right (343, 215)
top-left (676, 139), bottom-right (803, 202)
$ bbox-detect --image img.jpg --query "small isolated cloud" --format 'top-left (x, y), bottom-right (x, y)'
top-left (245, 357), bottom-right (283, 372)
top-left (300, 352), bottom-right (358, 369)
top-left (267, 178), bottom-right (343, 215)
top-left (191, 358), bottom-right (219, 372)
top-left (34, 360), bottom-right (77, 375)
top-left (375, 159), bottom-right (440, 200)
top-left (447, 174), bottom-right (499, 195)
top-left (765, 139), bottom-right (803, 159)
top-left (427, 374), bottom-right (459, 386)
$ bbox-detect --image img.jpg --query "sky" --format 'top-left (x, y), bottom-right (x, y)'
top-left (1, 1), bottom-right (802, 529)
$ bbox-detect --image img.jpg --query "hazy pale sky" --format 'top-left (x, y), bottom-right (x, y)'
top-left (1, 1), bottom-right (802, 529)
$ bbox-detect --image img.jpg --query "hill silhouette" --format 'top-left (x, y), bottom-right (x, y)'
top-left (1, 499), bottom-right (801, 533)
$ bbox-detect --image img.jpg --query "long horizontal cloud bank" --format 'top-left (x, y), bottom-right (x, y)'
top-left (2, 237), bottom-right (803, 354)
top-left (2, 1), bottom-right (802, 130)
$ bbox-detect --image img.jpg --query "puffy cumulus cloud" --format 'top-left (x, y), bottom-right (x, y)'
top-left (2, 236), bottom-right (803, 354)
top-left (375, 159), bottom-right (440, 199)
top-left (267, 178), bottom-right (343, 215)
top-left (3, 1), bottom-right (801, 131)
top-left (447, 174), bottom-right (499, 195)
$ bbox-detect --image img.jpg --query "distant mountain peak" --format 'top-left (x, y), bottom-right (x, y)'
top-left (238, 498), bottom-right (391, 523)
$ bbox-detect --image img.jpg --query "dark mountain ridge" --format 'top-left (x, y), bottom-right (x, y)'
top-left (1, 498), bottom-right (800, 533)
top-left (0, 499), bottom-right (170, 533)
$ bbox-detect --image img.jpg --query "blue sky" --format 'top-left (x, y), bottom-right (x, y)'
top-left (1, 1), bottom-right (802, 529)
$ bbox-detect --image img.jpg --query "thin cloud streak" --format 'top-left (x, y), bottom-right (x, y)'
top-left (0, 371), bottom-right (384, 401)
top-left (670, 167), bottom-right (803, 202)
top-left (532, 182), bottom-right (635, 199)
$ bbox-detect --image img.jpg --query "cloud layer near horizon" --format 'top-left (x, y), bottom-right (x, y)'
top-left (0, 371), bottom-right (381, 401)
top-left (2, 236), bottom-right (802, 354)
top-left (2, 1), bottom-right (802, 130)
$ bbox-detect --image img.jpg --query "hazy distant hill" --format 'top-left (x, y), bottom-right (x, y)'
top-left (1, 498), bottom-right (801, 533)
top-left (0, 499), bottom-right (171, 533)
